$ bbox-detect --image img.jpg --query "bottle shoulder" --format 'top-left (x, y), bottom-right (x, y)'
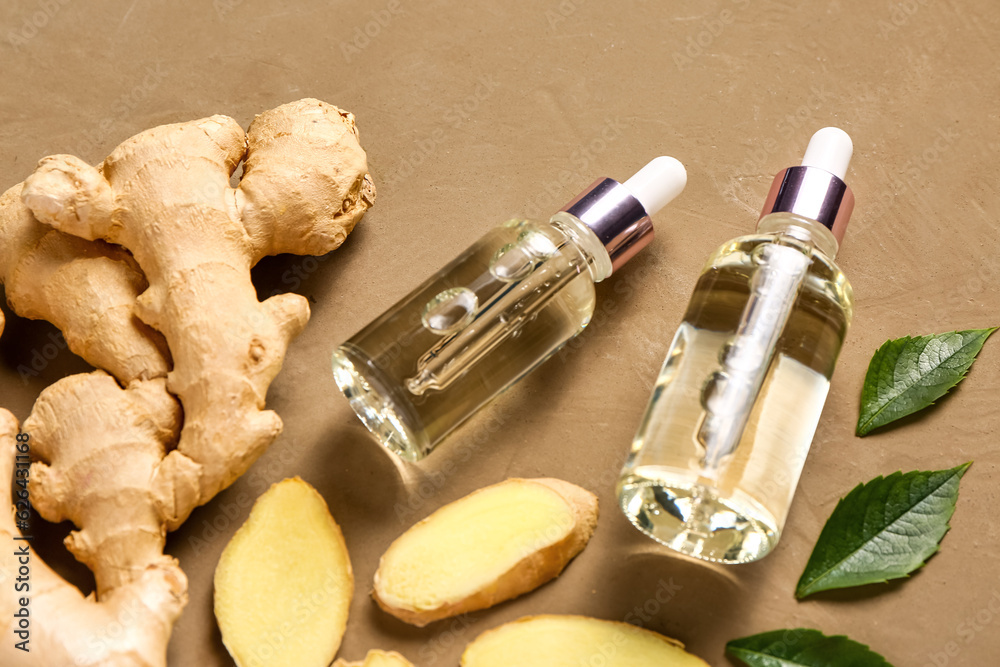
top-left (703, 232), bottom-right (854, 320)
top-left (708, 233), bottom-right (849, 282)
top-left (497, 216), bottom-right (610, 283)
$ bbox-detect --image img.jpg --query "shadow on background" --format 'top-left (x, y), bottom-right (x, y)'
top-left (0, 294), bottom-right (94, 414)
top-left (22, 512), bottom-right (96, 598)
top-left (796, 576), bottom-right (910, 604)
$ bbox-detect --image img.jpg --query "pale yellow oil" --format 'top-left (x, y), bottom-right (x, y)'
top-left (333, 219), bottom-right (597, 461)
top-left (617, 231), bottom-right (852, 563)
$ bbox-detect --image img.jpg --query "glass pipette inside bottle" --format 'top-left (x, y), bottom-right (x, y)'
top-left (695, 128), bottom-right (854, 473)
top-left (405, 157), bottom-right (688, 396)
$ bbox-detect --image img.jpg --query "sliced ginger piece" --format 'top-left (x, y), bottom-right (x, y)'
top-left (461, 615), bottom-right (710, 667)
top-left (214, 477), bottom-right (353, 667)
top-left (374, 477), bottom-right (598, 626)
top-left (333, 649), bottom-right (415, 666)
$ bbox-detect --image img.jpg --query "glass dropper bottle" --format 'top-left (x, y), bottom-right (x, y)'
top-left (333, 157), bottom-right (688, 461)
top-left (617, 128), bottom-right (856, 563)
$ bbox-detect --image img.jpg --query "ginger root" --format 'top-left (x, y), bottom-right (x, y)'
top-left (22, 98), bottom-right (375, 529)
top-left (214, 477), bottom-right (354, 667)
top-left (0, 99), bottom-right (374, 666)
top-left (0, 184), bottom-right (170, 383)
top-left (460, 615), bottom-right (710, 667)
top-left (373, 478), bottom-right (598, 627)
top-left (0, 378), bottom-right (186, 667)
top-left (26, 372), bottom-right (182, 595)
top-left (333, 650), bottom-right (416, 667)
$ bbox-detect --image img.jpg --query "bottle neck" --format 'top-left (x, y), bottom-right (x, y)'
top-left (756, 212), bottom-right (840, 259)
top-left (549, 211), bottom-right (614, 282)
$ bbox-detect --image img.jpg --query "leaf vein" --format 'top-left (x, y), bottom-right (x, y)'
top-left (799, 470), bottom-right (963, 593)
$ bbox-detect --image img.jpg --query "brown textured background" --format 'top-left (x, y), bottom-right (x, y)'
top-left (2, 0), bottom-right (999, 665)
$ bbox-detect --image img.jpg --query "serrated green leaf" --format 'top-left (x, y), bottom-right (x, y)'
top-left (795, 463), bottom-right (970, 598)
top-left (727, 628), bottom-right (893, 667)
top-left (856, 327), bottom-right (997, 436)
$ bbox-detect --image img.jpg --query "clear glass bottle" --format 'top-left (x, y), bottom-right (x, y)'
top-left (333, 157), bottom-right (687, 461)
top-left (617, 128), bottom-right (857, 564)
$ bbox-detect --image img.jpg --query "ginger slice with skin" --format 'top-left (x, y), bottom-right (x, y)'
top-left (374, 478), bottom-right (598, 627)
top-left (333, 650), bottom-right (416, 667)
top-left (214, 477), bottom-right (353, 667)
top-left (460, 615), bottom-right (711, 667)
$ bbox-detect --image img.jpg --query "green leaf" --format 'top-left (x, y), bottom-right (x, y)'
top-left (727, 628), bottom-right (893, 667)
top-left (856, 327), bottom-right (997, 436)
top-left (795, 463), bottom-right (970, 599)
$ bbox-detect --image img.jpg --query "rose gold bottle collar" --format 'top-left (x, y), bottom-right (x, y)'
top-left (758, 166), bottom-right (854, 244)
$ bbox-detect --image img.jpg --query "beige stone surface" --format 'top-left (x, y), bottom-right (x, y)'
top-left (1, 0), bottom-right (998, 665)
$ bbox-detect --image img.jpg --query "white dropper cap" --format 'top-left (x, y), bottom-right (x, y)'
top-left (758, 127), bottom-right (855, 247)
top-left (623, 156), bottom-right (688, 217)
top-left (800, 127), bottom-right (853, 180)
